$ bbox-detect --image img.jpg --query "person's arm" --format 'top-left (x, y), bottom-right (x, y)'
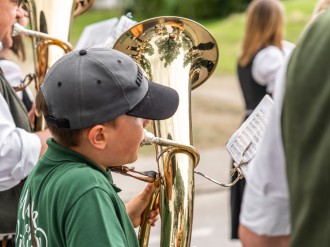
top-left (125, 183), bottom-right (159, 227)
top-left (239, 61), bottom-right (291, 244)
top-left (239, 224), bottom-right (290, 247)
top-left (0, 95), bottom-right (50, 191)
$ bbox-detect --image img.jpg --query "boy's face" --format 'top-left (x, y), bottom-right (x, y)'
top-left (0, 0), bottom-right (19, 42)
top-left (105, 115), bottom-right (150, 166)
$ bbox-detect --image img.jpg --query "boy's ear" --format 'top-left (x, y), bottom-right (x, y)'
top-left (87, 125), bottom-right (107, 149)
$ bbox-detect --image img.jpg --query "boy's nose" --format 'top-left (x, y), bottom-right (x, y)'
top-left (143, 119), bottom-right (151, 128)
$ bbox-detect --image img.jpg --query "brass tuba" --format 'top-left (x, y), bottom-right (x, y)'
top-left (113, 16), bottom-right (218, 247)
top-left (17, 0), bottom-right (94, 130)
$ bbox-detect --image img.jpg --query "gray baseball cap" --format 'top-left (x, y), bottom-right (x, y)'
top-left (41, 48), bottom-right (179, 129)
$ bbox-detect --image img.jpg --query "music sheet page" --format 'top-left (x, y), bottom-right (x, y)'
top-left (226, 95), bottom-right (273, 176)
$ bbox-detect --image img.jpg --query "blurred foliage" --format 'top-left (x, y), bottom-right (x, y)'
top-left (71, 0), bottom-right (319, 75)
top-left (204, 0), bottom-right (318, 75)
top-left (129, 0), bottom-right (251, 20)
top-left (71, 9), bottom-right (122, 44)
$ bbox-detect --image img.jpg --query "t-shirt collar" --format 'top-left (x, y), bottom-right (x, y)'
top-left (44, 138), bottom-right (122, 192)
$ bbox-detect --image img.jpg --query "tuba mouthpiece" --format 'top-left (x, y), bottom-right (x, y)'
top-left (12, 23), bottom-right (34, 37)
top-left (12, 23), bottom-right (24, 37)
top-left (140, 129), bottom-right (156, 146)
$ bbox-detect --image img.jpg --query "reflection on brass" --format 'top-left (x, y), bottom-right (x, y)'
top-left (21, 0), bottom-right (94, 130)
top-left (113, 16), bottom-right (218, 247)
top-left (138, 182), bottom-right (160, 247)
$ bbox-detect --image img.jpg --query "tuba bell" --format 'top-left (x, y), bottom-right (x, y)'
top-left (113, 16), bottom-right (218, 247)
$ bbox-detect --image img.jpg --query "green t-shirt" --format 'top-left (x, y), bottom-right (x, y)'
top-left (16, 139), bottom-right (139, 247)
top-left (282, 8), bottom-right (330, 247)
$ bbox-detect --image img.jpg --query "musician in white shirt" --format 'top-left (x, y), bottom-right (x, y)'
top-left (239, 58), bottom-right (291, 247)
top-left (0, 5), bottom-right (50, 191)
top-left (239, 1), bottom-right (330, 246)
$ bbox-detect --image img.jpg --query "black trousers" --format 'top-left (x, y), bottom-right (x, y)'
top-left (1, 236), bottom-right (15, 247)
top-left (230, 164), bottom-right (246, 239)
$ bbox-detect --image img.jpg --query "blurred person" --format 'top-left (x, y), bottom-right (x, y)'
top-left (239, 1), bottom-right (330, 246)
top-left (0, 1), bottom-right (51, 246)
top-left (239, 54), bottom-right (291, 247)
top-left (0, 6), bottom-right (35, 126)
top-left (312, 0), bottom-right (330, 19)
top-left (282, 7), bottom-right (330, 247)
top-left (231, 0), bottom-right (294, 239)
top-left (16, 48), bottom-right (179, 246)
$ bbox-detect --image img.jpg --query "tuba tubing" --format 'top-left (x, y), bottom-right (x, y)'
top-left (113, 16), bottom-right (218, 247)
top-left (13, 23), bottom-right (73, 53)
top-left (21, 0), bottom-right (94, 130)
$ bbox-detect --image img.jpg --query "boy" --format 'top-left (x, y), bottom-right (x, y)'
top-left (15, 48), bottom-right (179, 246)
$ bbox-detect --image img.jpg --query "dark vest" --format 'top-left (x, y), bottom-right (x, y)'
top-left (237, 58), bottom-right (269, 115)
top-left (0, 72), bottom-right (32, 234)
top-left (0, 57), bottom-right (33, 112)
top-left (282, 9), bottom-right (330, 247)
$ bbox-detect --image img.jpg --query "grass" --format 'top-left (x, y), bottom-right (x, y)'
top-left (70, 0), bottom-right (318, 75)
top-left (200, 0), bottom-right (318, 75)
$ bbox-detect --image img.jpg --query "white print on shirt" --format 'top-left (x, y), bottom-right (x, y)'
top-left (16, 189), bottom-right (48, 247)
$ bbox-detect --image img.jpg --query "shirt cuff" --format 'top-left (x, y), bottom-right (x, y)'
top-left (10, 129), bottom-right (41, 181)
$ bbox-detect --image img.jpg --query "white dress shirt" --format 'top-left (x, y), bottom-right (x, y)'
top-left (252, 41), bottom-right (295, 94)
top-left (0, 59), bottom-right (34, 101)
top-left (0, 94), bottom-right (41, 191)
top-left (240, 56), bottom-right (291, 236)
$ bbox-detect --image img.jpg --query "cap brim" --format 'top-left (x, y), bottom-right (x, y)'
top-left (126, 81), bottom-right (179, 120)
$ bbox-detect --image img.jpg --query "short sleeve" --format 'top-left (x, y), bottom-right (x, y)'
top-left (0, 95), bottom-right (41, 191)
top-left (252, 46), bottom-right (286, 94)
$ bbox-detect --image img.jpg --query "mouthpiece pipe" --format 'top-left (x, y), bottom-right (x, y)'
top-left (141, 130), bottom-right (245, 187)
top-left (13, 23), bottom-right (73, 52)
top-left (109, 166), bottom-right (158, 183)
top-left (141, 129), bottom-right (200, 167)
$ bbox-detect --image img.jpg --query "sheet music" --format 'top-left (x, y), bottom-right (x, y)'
top-left (226, 95), bottom-right (273, 175)
top-left (104, 15), bottom-right (137, 48)
top-left (75, 18), bottom-right (118, 50)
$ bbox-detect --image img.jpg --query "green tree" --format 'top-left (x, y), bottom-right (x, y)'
top-left (131, 0), bottom-right (252, 20)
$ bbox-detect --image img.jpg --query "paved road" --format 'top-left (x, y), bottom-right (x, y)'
top-left (147, 191), bottom-right (241, 247)
top-left (112, 148), bottom-right (242, 247)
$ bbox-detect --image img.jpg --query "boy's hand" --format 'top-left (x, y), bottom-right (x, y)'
top-left (126, 183), bottom-right (159, 228)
